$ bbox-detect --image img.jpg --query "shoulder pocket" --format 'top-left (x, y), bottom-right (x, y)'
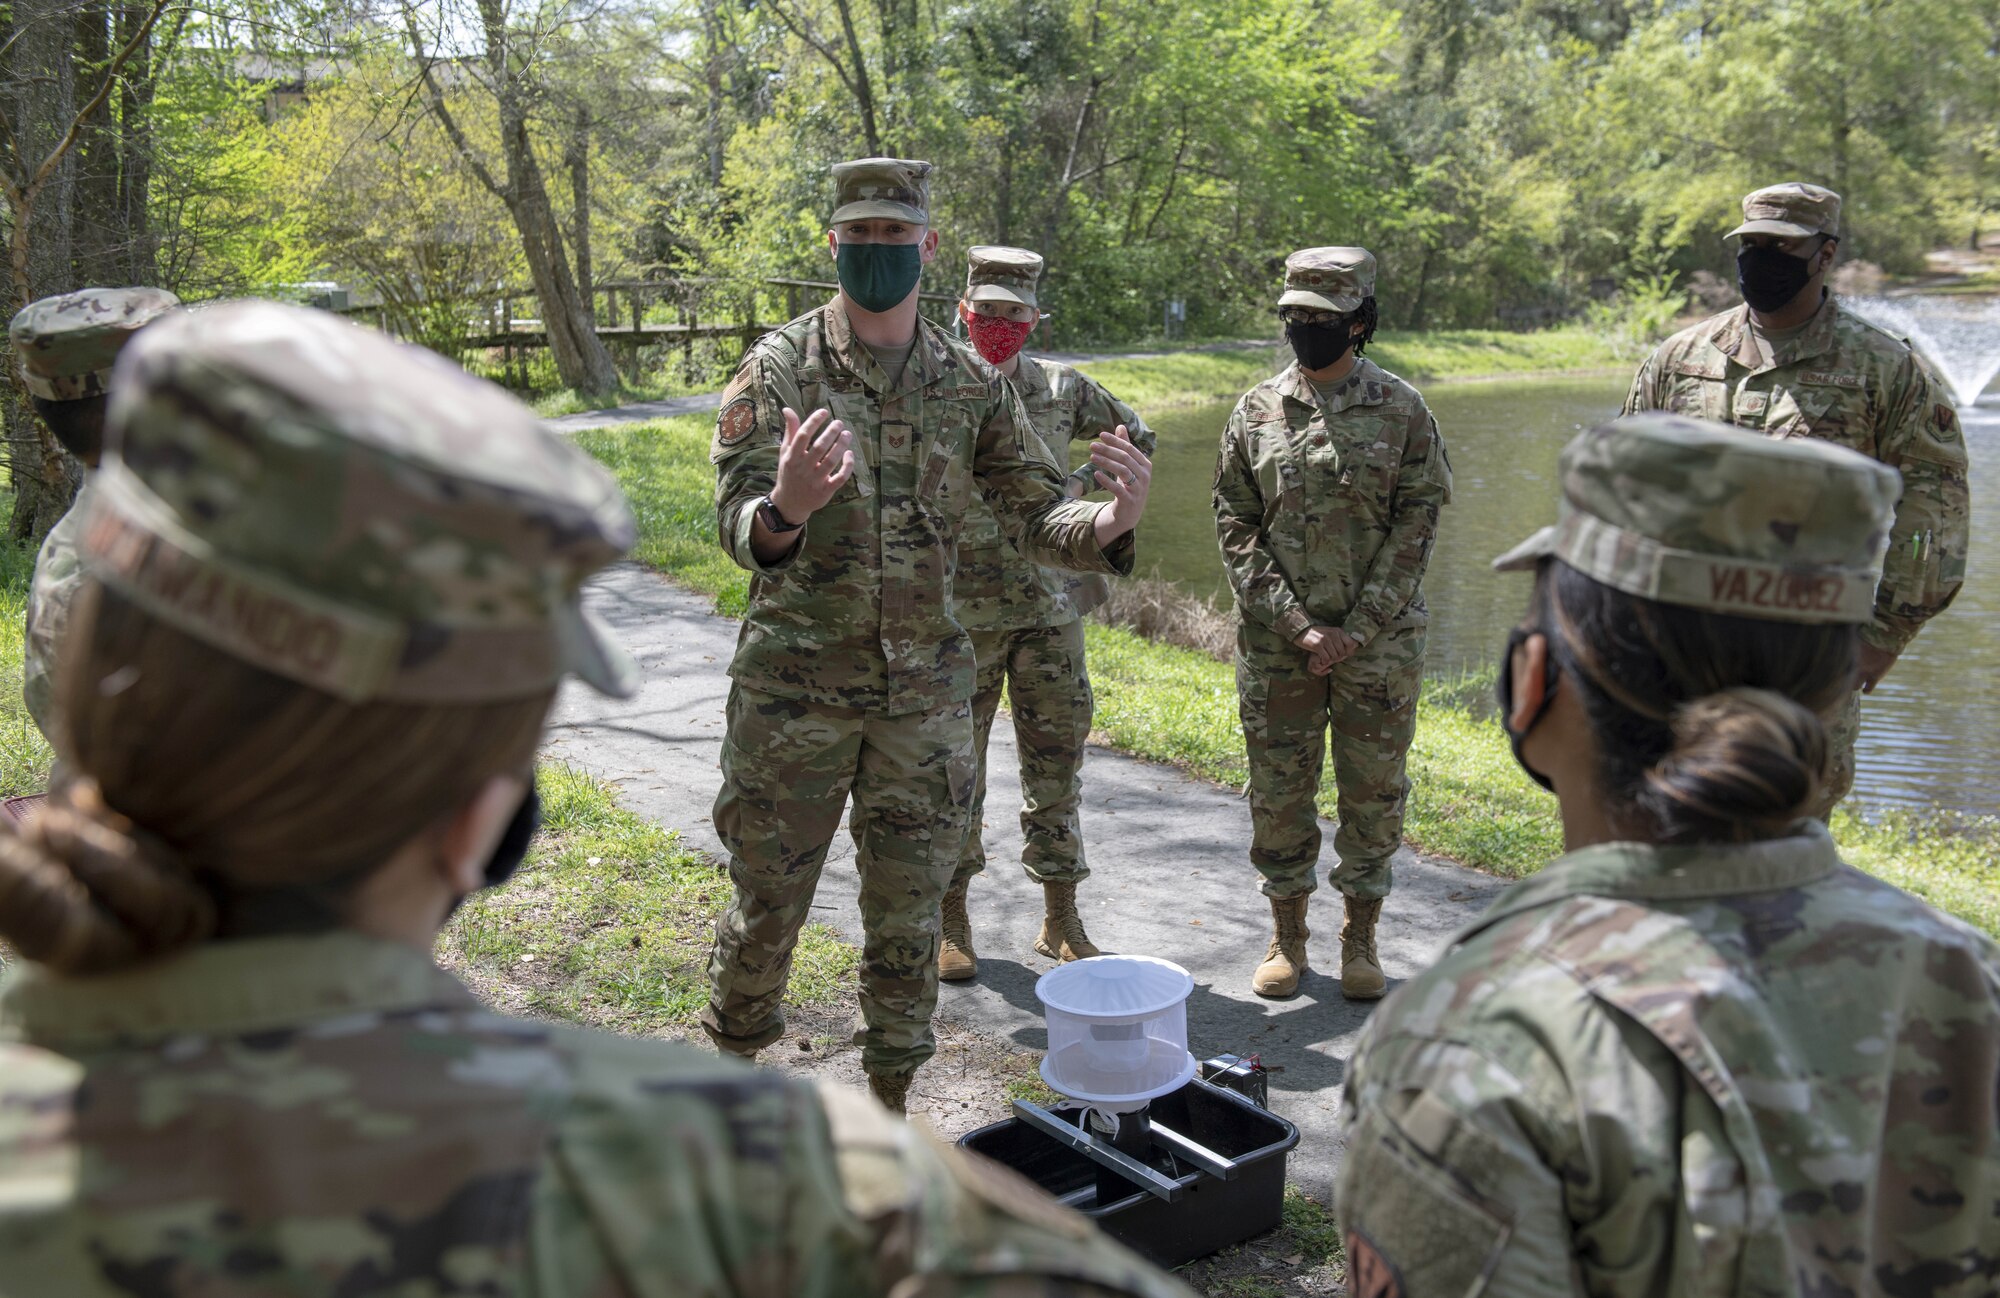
top-left (1338, 1102), bottom-right (1513, 1298)
top-left (1903, 398), bottom-right (1971, 469)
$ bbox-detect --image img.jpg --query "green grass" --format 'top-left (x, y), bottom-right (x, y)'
top-left (1371, 325), bottom-right (1624, 382)
top-left (1178, 1186), bottom-right (1346, 1296)
top-left (529, 380), bottom-right (680, 419)
top-left (0, 536), bottom-right (56, 798)
top-left (573, 395), bottom-right (2000, 942)
top-left (573, 417), bottom-right (754, 617)
top-left (1072, 326), bottom-right (1621, 414)
top-left (529, 324), bottom-right (1624, 422)
top-left (440, 760), bottom-right (853, 1033)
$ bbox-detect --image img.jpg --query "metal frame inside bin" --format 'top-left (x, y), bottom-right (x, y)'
top-left (960, 1074), bottom-right (1302, 1267)
top-left (1011, 1100), bottom-right (1245, 1202)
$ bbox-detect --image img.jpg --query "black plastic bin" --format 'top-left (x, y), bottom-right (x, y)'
top-left (957, 1076), bottom-right (1300, 1267)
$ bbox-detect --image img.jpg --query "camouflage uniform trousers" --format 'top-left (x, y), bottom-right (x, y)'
top-left (1238, 617), bottom-right (1426, 902)
top-left (1815, 689), bottom-right (1862, 822)
top-left (951, 618), bottom-right (1092, 891)
top-left (704, 684), bottom-right (975, 1077)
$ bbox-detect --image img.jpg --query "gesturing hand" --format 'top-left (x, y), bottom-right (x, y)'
top-left (1857, 642), bottom-right (1898, 693)
top-left (1089, 425), bottom-right (1153, 543)
top-left (768, 407), bottom-right (855, 524)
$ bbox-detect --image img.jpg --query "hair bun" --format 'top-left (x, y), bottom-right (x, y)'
top-left (0, 778), bottom-right (214, 973)
top-left (1639, 689), bottom-right (1828, 843)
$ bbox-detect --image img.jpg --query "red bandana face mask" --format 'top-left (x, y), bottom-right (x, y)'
top-left (963, 306), bottom-right (1034, 366)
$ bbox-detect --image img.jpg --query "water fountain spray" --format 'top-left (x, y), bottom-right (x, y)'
top-left (1845, 295), bottom-right (2000, 407)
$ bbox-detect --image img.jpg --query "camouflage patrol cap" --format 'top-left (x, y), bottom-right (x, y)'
top-left (10, 287), bottom-right (181, 401)
top-left (1279, 248), bottom-right (1375, 313)
top-left (830, 157), bottom-right (933, 225)
top-left (1728, 183), bottom-right (1841, 241)
top-left (964, 245), bottom-right (1043, 308)
top-left (80, 300), bottom-right (639, 704)
top-left (1492, 413), bottom-right (1899, 624)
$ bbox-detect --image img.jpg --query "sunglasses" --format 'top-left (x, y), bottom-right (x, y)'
top-left (1277, 307), bottom-right (1349, 328)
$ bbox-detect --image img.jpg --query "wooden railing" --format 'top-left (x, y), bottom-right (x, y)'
top-left (334, 276), bottom-right (960, 386)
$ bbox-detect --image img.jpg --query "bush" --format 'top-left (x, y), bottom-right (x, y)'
top-left (1584, 271), bottom-right (1690, 359)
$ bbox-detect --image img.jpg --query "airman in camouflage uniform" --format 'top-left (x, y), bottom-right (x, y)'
top-left (1213, 248), bottom-right (1450, 1002)
top-left (940, 245), bottom-right (1156, 981)
top-left (9, 286), bottom-right (180, 737)
top-left (1623, 184), bottom-right (1969, 818)
top-left (0, 298), bottom-right (1192, 1298)
top-left (1337, 414), bottom-right (2000, 1297)
top-left (705, 161), bottom-right (1149, 1109)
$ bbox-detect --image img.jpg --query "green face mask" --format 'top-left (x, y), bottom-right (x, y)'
top-left (836, 241), bottom-right (923, 313)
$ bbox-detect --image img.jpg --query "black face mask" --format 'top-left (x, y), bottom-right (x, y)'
top-left (483, 781), bottom-right (543, 889)
top-left (1736, 242), bottom-right (1819, 313)
top-left (1496, 627), bottom-right (1559, 794)
top-left (1286, 319), bottom-right (1356, 372)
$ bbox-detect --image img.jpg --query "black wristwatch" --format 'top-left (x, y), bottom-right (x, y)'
top-left (757, 495), bottom-right (804, 534)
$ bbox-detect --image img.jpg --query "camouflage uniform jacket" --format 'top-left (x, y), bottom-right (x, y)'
top-left (1337, 823), bottom-right (2000, 1298)
top-left (1213, 358), bottom-right (1450, 662)
top-left (21, 478), bottom-right (94, 736)
top-left (714, 302), bottom-right (1133, 715)
top-left (955, 357), bottom-right (1154, 631)
top-left (1622, 298), bottom-right (1969, 655)
top-left (0, 931), bottom-right (1193, 1298)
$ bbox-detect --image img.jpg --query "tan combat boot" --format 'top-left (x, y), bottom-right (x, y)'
top-left (939, 882), bottom-right (978, 981)
top-left (1340, 897), bottom-right (1387, 1000)
top-left (1251, 894), bottom-right (1310, 998)
top-left (1035, 880), bottom-right (1102, 961)
top-left (867, 1069), bottom-right (912, 1116)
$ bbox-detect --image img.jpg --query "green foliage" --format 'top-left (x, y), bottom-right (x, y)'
top-left (1581, 271), bottom-right (1690, 361)
top-left (264, 54), bottom-right (525, 356)
top-left (442, 761), bottom-right (854, 1031)
top-left (150, 52), bottom-right (318, 296)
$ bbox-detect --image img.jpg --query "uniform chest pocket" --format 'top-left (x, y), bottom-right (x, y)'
top-left (916, 434), bottom-right (959, 509)
top-left (1780, 386), bottom-right (1869, 451)
top-left (1341, 441), bottom-right (1403, 512)
top-left (1311, 420), bottom-right (1399, 511)
top-left (1247, 420), bottom-right (1306, 514)
top-left (819, 386), bottom-right (877, 500)
top-left (1039, 395), bottom-right (1079, 445)
top-left (1666, 368), bottom-right (1724, 419)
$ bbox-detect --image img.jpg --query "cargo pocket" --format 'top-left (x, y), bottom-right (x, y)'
top-left (1236, 660), bottom-right (1271, 743)
top-left (933, 721), bottom-right (980, 871)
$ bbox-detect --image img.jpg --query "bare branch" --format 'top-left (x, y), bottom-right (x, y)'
top-left (403, 2), bottom-right (514, 205)
top-left (762, 0), bottom-right (864, 105)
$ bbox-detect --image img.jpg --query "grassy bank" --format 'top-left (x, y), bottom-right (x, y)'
top-left (1074, 325), bottom-right (1622, 414)
top-left (440, 760), bottom-right (853, 1032)
top-left (574, 415), bottom-right (2000, 940)
top-left (533, 323), bottom-right (1624, 421)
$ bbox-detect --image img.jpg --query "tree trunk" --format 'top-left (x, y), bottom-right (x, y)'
top-left (567, 105), bottom-right (594, 329)
top-left (701, 0), bottom-right (725, 186)
top-left (8, 0), bottom-right (83, 541)
top-left (829, 0), bottom-right (881, 156)
top-left (500, 114), bottom-right (616, 395)
top-left (116, 1), bottom-right (158, 283)
top-left (459, 0), bottom-right (616, 398)
top-left (73, 1), bottom-right (124, 285)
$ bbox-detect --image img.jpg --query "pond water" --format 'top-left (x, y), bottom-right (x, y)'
top-left (1109, 374), bottom-right (2000, 821)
